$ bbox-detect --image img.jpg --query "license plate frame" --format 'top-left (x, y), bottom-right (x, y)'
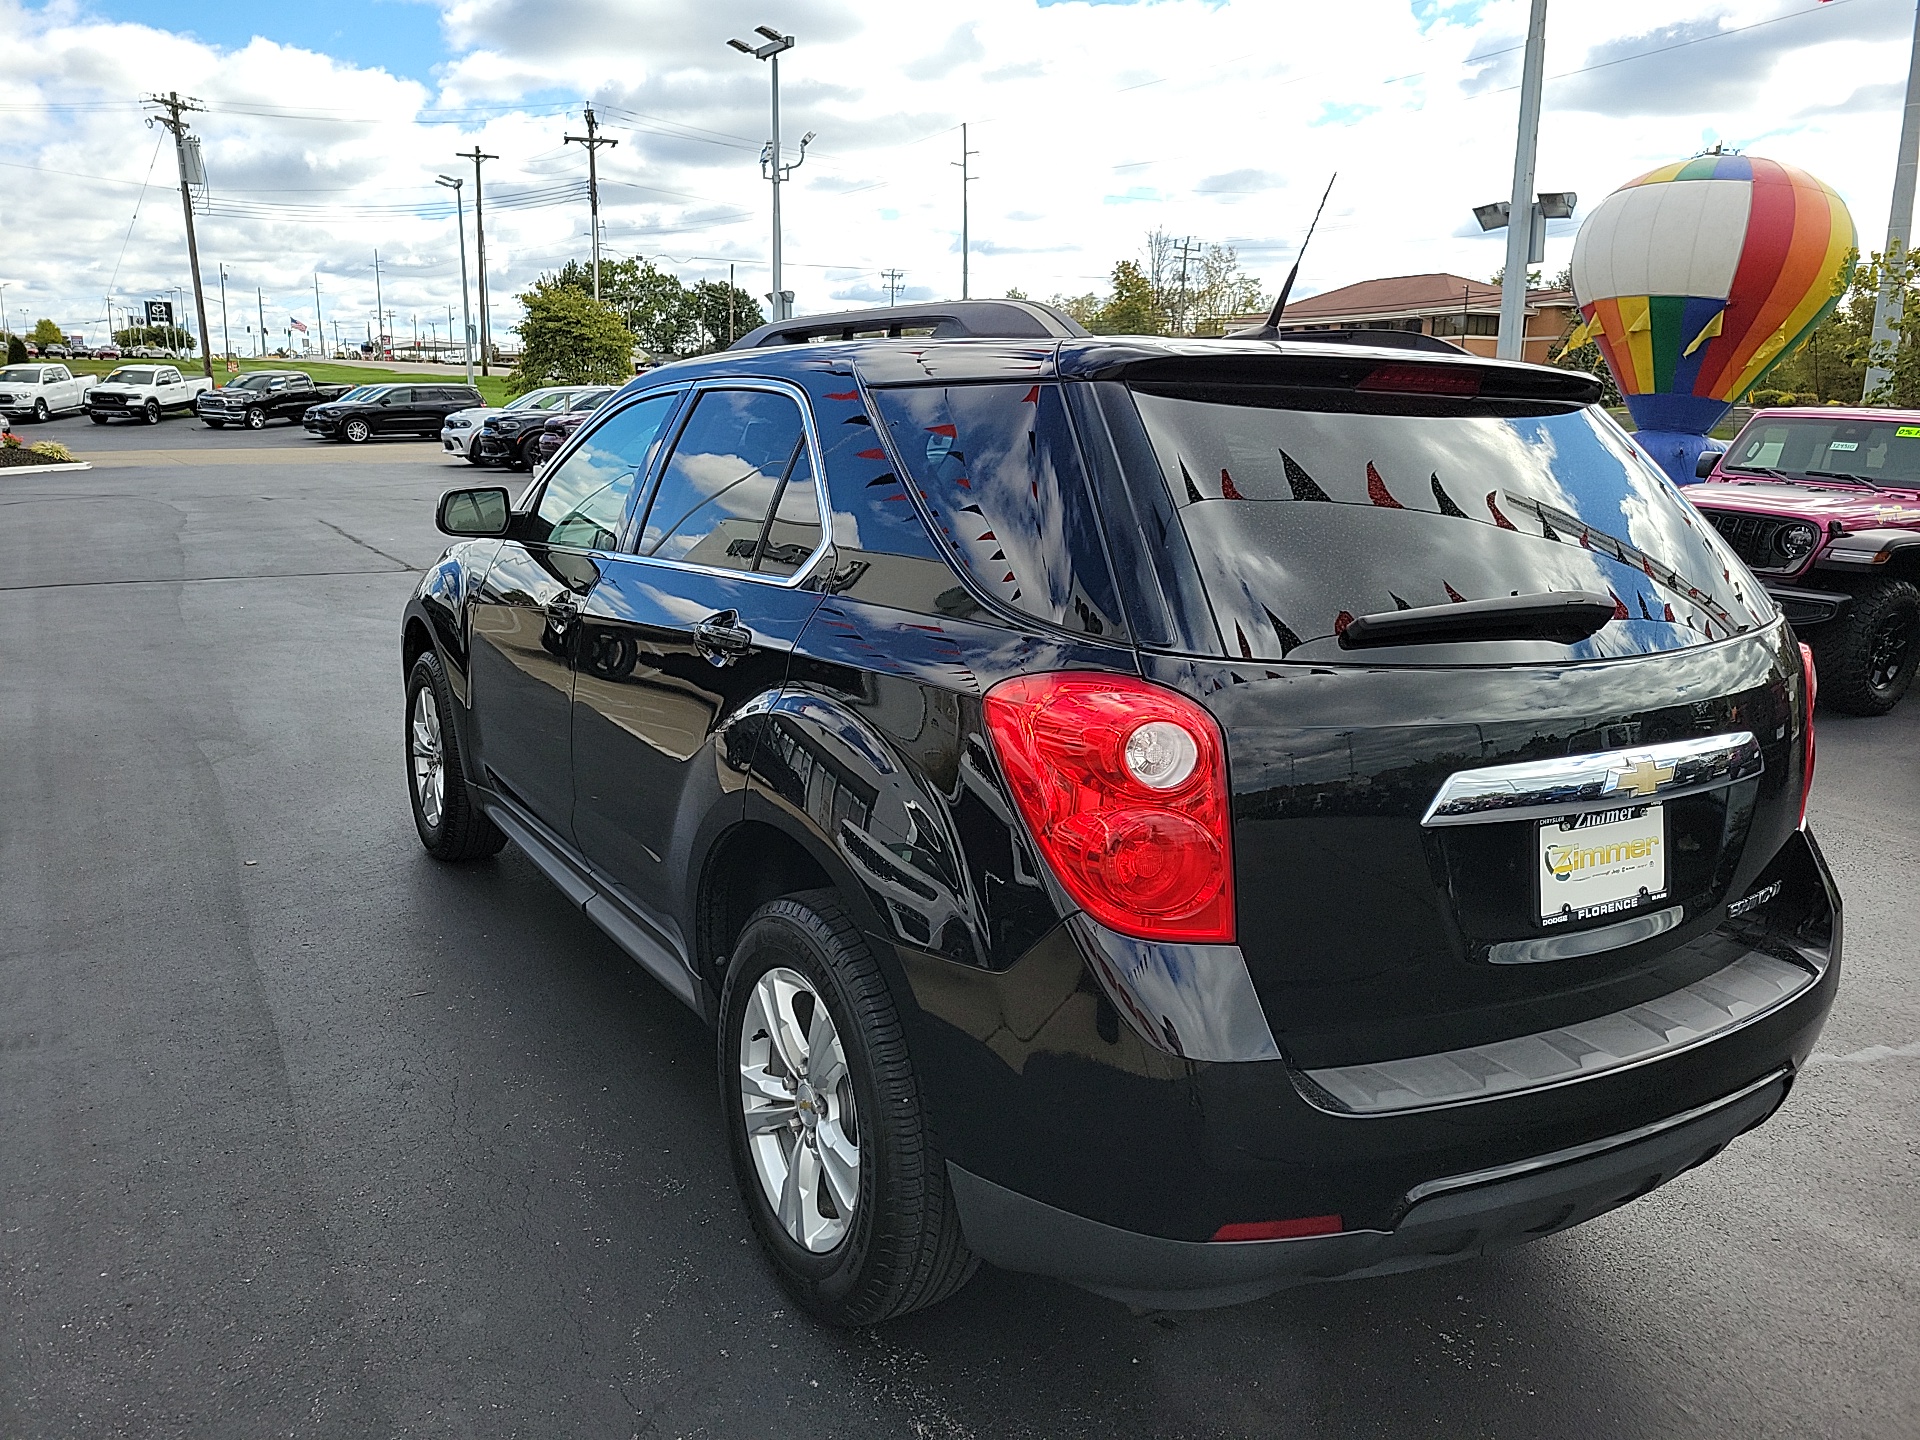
top-left (1538, 803), bottom-right (1667, 927)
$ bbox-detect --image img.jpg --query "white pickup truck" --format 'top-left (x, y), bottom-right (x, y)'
top-left (86, 364), bottom-right (214, 425)
top-left (0, 364), bottom-right (96, 422)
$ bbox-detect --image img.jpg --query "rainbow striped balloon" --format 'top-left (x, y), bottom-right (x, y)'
top-left (1570, 152), bottom-right (1855, 436)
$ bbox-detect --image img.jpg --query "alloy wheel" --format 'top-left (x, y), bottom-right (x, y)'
top-left (1868, 612), bottom-right (1914, 693)
top-left (33, 399), bottom-right (48, 421)
top-left (738, 966), bottom-right (861, 1253)
top-left (144, 401), bottom-right (160, 424)
top-left (247, 407), bottom-right (266, 430)
top-left (344, 418), bottom-right (370, 443)
top-left (410, 686), bottom-right (445, 830)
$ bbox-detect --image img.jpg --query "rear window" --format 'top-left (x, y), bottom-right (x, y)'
top-left (1724, 413), bottom-right (1920, 485)
top-left (1130, 387), bottom-right (1772, 662)
top-left (872, 383), bottom-right (1126, 639)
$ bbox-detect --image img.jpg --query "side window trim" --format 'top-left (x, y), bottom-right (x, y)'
top-left (524, 385), bottom-right (690, 552)
top-left (622, 376), bottom-right (832, 588)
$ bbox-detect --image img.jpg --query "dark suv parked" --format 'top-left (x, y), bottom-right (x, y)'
top-left (400, 302), bottom-right (1837, 1325)
top-left (305, 382), bottom-right (484, 442)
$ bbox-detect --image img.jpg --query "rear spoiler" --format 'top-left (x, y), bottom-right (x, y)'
top-left (1061, 345), bottom-right (1604, 406)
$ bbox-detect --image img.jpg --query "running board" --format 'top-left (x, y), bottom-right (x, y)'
top-left (482, 796), bottom-right (703, 1015)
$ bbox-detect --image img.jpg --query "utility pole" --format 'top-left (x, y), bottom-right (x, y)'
top-left (1173, 235), bottom-right (1199, 335)
top-left (373, 249), bottom-right (384, 358)
top-left (1866, 0), bottom-right (1920, 397)
top-left (1497, 0), bottom-right (1549, 361)
top-left (882, 268), bottom-right (905, 305)
top-left (144, 91), bottom-right (214, 379)
top-left (217, 263), bottom-right (231, 365)
top-left (954, 123), bottom-right (979, 300)
top-left (729, 261), bottom-right (737, 342)
top-left (436, 174), bottom-right (475, 384)
top-left (564, 104), bottom-right (618, 300)
top-left (256, 287), bottom-right (265, 357)
top-left (456, 146), bottom-right (497, 373)
top-left (313, 272), bottom-right (325, 360)
top-left (729, 27), bottom-right (811, 321)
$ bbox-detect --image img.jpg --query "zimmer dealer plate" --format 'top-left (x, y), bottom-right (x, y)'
top-left (1539, 804), bottom-right (1666, 925)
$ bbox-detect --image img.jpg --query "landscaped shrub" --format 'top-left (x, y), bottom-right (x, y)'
top-left (28, 440), bottom-right (74, 462)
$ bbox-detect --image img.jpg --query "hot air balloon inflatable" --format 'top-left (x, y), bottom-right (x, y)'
top-left (1568, 151), bottom-right (1855, 484)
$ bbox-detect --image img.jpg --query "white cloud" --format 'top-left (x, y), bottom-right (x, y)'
top-left (0, 0), bottom-right (1909, 348)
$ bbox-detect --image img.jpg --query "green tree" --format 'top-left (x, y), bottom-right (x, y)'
top-left (6, 334), bottom-right (25, 364)
top-left (29, 319), bottom-right (65, 348)
top-left (1091, 260), bottom-right (1166, 335)
top-left (1857, 247), bottom-right (1920, 406)
top-left (553, 257), bottom-right (700, 357)
top-left (508, 279), bottom-right (635, 394)
top-left (111, 324), bottom-right (195, 351)
top-left (684, 279), bottom-right (764, 352)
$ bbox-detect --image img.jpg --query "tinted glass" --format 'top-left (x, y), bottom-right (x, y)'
top-left (1130, 387), bottom-right (1773, 663)
top-left (873, 383), bottom-right (1127, 639)
top-left (638, 389), bottom-right (810, 571)
top-left (754, 452), bottom-right (823, 577)
top-left (531, 391), bottom-right (679, 550)
top-left (1723, 413), bottom-right (1920, 485)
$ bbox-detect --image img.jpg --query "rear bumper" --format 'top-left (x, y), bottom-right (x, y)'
top-left (949, 1067), bottom-right (1789, 1308)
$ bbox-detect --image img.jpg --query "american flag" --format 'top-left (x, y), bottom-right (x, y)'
top-left (290, 317), bottom-right (308, 333)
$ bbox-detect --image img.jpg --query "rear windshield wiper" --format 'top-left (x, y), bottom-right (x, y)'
top-left (1339, 590), bottom-right (1618, 650)
top-left (1803, 469), bottom-right (1887, 492)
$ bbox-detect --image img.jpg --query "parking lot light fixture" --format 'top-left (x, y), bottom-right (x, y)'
top-left (436, 174), bottom-right (475, 385)
top-left (728, 25), bottom-right (808, 322)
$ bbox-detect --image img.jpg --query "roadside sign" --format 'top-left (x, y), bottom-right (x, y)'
top-left (226, 359), bottom-right (239, 374)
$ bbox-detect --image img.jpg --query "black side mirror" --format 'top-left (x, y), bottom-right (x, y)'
top-left (1695, 450), bottom-right (1722, 479)
top-left (437, 486), bottom-right (511, 537)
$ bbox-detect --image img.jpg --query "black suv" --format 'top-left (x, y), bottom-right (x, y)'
top-left (400, 301), bottom-right (1838, 1325)
top-left (305, 382), bottom-right (484, 442)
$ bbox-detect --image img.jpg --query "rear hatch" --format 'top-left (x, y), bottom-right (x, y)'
top-left (1084, 353), bottom-right (1805, 1068)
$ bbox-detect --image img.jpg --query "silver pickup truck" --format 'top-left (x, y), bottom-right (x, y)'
top-left (0, 364), bottom-right (96, 422)
top-left (87, 364), bottom-right (214, 425)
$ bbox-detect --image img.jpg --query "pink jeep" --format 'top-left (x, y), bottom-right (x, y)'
top-left (1690, 406), bottom-right (1920, 713)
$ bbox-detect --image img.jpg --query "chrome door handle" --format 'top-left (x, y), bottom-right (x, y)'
top-left (694, 611), bottom-right (752, 666)
top-left (544, 592), bottom-right (582, 628)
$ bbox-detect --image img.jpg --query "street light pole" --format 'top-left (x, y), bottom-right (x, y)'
top-left (1866, 0), bottom-right (1920, 398)
top-left (1498, 0), bottom-right (1549, 361)
top-left (729, 26), bottom-right (812, 322)
top-left (218, 263), bottom-right (231, 364)
top-left (436, 175), bottom-right (476, 385)
top-left (954, 123), bottom-right (979, 300)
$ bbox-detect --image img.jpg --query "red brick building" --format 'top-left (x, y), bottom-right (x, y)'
top-left (1232, 273), bottom-right (1577, 364)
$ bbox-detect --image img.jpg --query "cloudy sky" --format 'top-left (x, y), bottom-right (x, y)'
top-left (0, 0), bottom-right (1911, 349)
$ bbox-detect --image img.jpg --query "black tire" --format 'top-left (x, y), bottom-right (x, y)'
top-left (1812, 579), bottom-right (1920, 716)
top-left (143, 400), bottom-right (160, 425)
top-left (343, 417), bottom-right (371, 443)
top-left (89, 413), bottom-right (109, 425)
top-left (246, 406), bottom-right (267, 430)
top-left (32, 399), bottom-right (49, 422)
top-left (204, 419), bottom-right (226, 429)
top-left (719, 890), bottom-right (976, 1326)
top-left (404, 650), bottom-right (507, 861)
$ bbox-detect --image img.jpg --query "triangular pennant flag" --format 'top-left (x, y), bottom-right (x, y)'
top-left (1388, 592), bottom-right (1412, 611)
top-left (1486, 491), bottom-right (1518, 531)
top-left (1235, 622), bottom-right (1253, 659)
top-left (1281, 450), bottom-right (1332, 503)
top-left (1180, 460), bottom-right (1204, 505)
top-left (1444, 582), bottom-right (1468, 604)
top-left (1366, 462), bottom-right (1403, 508)
top-left (1431, 474), bottom-right (1468, 518)
top-left (1221, 468), bottom-right (1247, 500)
top-left (1263, 606), bottom-right (1303, 656)
top-left (1682, 309), bottom-right (1724, 357)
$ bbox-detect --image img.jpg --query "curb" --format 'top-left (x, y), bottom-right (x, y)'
top-left (0, 460), bottom-right (93, 474)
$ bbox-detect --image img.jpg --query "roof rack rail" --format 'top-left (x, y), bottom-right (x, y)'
top-left (1226, 326), bottom-right (1468, 356)
top-left (728, 299), bottom-right (1090, 349)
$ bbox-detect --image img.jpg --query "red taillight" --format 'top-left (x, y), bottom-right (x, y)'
top-left (1356, 364), bottom-right (1481, 396)
top-left (983, 672), bottom-right (1235, 943)
top-left (1211, 1216), bottom-right (1344, 1243)
top-left (1798, 641), bottom-right (1818, 827)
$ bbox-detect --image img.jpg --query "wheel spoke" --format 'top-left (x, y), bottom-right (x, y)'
top-left (743, 1098), bottom-right (798, 1134)
top-left (779, 1135), bottom-right (818, 1238)
top-left (805, 1001), bottom-right (840, 1090)
top-left (817, 1124), bottom-right (860, 1216)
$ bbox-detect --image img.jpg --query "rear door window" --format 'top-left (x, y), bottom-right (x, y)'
top-left (871, 383), bottom-right (1126, 639)
top-left (637, 387), bottom-right (819, 575)
top-left (1129, 386), bottom-right (1773, 663)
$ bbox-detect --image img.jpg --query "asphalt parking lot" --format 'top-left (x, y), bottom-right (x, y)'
top-left (2, 412), bottom-right (1916, 1439)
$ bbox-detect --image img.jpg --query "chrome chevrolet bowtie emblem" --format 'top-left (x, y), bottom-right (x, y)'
top-left (1607, 757), bottom-right (1675, 797)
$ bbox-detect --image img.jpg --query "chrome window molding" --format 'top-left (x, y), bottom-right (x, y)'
top-left (1298, 949), bottom-right (1817, 1116)
top-left (1422, 731), bottom-right (1763, 828)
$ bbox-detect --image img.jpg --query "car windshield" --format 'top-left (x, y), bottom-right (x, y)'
top-left (1721, 414), bottom-right (1920, 486)
top-left (341, 386), bottom-right (388, 403)
top-left (0, 367), bottom-right (46, 382)
top-left (505, 390), bottom-right (565, 411)
top-left (1128, 386), bottom-right (1774, 662)
top-left (228, 374), bottom-right (276, 390)
top-left (571, 390), bottom-right (613, 410)
top-left (105, 368), bottom-right (156, 385)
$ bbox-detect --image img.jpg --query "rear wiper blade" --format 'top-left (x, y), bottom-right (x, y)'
top-left (1339, 590), bottom-right (1618, 650)
top-left (1803, 469), bottom-right (1887, 492)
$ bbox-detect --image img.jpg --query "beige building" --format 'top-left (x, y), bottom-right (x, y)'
top-left (1230, 273), bottom-right (1577, 365)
